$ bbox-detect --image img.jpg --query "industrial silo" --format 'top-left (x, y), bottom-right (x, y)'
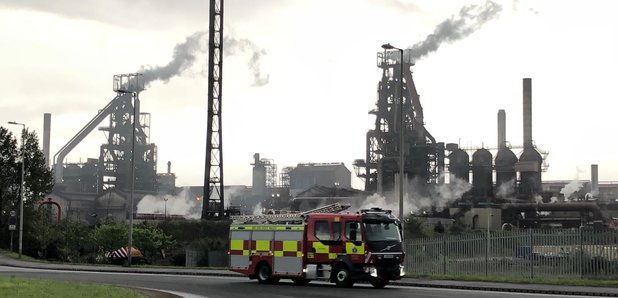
top-left (495, 148), bottom-right (517, 195)
top-left (472, 148), bottom-right (493, 197)
top-left (518, 148), bottom-right (543, 198)
top-left (448, 148), bottom-right (469, 182)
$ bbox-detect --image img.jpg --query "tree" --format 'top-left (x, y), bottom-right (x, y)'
top-left (0, 127), bottom-right (19, 245)
top-left (94, 222), bottom-right (128, 253)
top-left (0, 127), bottom-right (54, 253)
top-left (133, 223), bottom-right (175, 263)
top-left (94, 221), bottom-right (175, 264)
top-left (404, 216), bottom-right (429, 239)
top-left (56, 218), bottom-right (95, 263)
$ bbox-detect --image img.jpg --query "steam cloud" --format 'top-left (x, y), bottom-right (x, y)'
top-left (401, 0), bottom-right (503, 62)
top-left (496, 178), bottom-right (516, 201)
top-left (139, 31), bottom-right (269, 87)
top-left (354, 174), bottom-right (472, 217)
top-left (560, 180), bottom-right (583, 201)
top-left (136, 187), bottom-right (201, 219)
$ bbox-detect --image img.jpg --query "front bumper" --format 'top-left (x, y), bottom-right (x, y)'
top-left (363, 264), bottom-right (405, 280)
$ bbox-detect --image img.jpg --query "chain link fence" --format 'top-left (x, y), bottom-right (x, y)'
top-left (405, 229), bottom-right (618, 279)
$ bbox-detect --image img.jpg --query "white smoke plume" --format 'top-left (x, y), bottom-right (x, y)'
top-left (559, 167), bottom-right (585, 201)
top-left (139, 31), bottom-right (269, 87)
top-left (496, 178), bottom-right (516, 201)
top-left (136, 187), bottom-right (201, 219)
top-left (223, 37), bottom-right (270, 87)
top-left (252, 202), bottom-right (264, 215)
top-left (430, 175), bottom-right (472, 211)
top-left (560, 180), bottom-right (584, 201)
top-left (354, 174), bottom-right (471, 218)
top-left (401, 0), bottom-right (502, 62)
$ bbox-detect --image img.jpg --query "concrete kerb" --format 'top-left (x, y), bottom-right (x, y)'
top-left (389, 280), bottom-right (618, 297)
top-left (1, 256), bottom-right (616, 297)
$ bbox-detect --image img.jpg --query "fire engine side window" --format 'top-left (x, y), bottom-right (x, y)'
top-left (332, 222), bottom-right (341, 241)
top-left (345, 221), bottom-right (362, 241)
top-left (315, 221), bottom-right (330, 240)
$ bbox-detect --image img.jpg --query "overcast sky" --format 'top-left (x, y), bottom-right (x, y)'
top-left (1, 0), bottom-right (617, 190)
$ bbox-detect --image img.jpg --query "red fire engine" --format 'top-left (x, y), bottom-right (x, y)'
top-left (228, 203), bottom-right (405, 288)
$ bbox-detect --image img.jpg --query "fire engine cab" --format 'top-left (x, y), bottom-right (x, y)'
top-left (228, 203), bottom-right (405, 288)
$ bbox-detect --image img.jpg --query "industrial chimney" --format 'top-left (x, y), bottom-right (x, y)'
top-left (523, 78), bottom-right (532, 148)
top-left (497, 109), bottom-right (506, 149)
top-left (516, 78), bottom-right (543, 199)
top-left (591, 164), bottom-right (599, 197)
top-left (43, 113), bottom-right (51, 168)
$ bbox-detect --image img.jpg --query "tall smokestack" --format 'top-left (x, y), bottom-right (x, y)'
top-left (591, 164), bottom-right (599, 197)
top-left (167, 161), bottom-right (171, 174)
top-left (523, 78), bottom-right (532, 148)
top-left (497, 109), bottom-right (506, 149)
top-left (43, 113), bottom-right (51, 168)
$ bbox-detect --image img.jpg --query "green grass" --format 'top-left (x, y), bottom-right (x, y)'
top-left (406, 272), bottom-right (618, 287)
top-left (0, 276), bottom-right (143, 298)
top-left (0, 250), bottom-right (43, 263)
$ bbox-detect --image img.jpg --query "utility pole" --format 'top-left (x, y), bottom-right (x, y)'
top-left (8, 121), bottom-right (26, 258)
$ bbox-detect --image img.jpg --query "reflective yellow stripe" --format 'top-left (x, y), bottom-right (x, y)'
top-left (256, 240), bottom-right (270, 251)
top-left (230, 240), bottom-right (244, 251)
top-left (274, 251), bottom-right (303, 257)
top-left (346, 242), bottom-right (365, 254)
top-left (283, 241), bottom-right (297, 252)
top-left (312, 242), bottom-right (329, 253)
top-left (243, 250), bottom-right (249, 256)
top-left (328, 253), bottom-right (337, 259)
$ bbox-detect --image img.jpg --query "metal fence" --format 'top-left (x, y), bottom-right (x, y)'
top-left (405, 229), bottom-right (618, 279)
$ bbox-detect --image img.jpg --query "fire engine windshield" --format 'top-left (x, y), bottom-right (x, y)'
top-left (363, 222), bottom-right (401, 242)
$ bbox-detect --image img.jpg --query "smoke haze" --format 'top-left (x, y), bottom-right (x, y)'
top-left (402, 0), bottom-right (502, 62)
top-left (139, 31), bottom-right (269, 87)
top-left (354, 174), bottom-right (472, 217)
top-left (560, 180), bottom-right (584, 201)
top-left (136, 187), bottom-right (201, 219)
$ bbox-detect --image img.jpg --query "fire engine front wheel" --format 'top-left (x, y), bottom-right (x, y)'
top-left (256, 263), bottom-right (279, 284)
top-left (333, 266), bottom-right (354, 288)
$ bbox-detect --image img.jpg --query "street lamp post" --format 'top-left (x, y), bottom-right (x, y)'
top-left (127, 92), bottom-right (138, 266)
top-left (381, 43), bottom-right (405, 227)
top-left (164, 197), bottom-right (168, 219)
top-left (8, 121), bottom-right (26, 259)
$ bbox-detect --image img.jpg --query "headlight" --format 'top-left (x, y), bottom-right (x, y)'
top-left (369, 266), bottom-right (378, 277)
top-left (399, 265), bottom-right (405, 277)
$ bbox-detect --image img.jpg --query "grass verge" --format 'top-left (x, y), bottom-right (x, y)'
top-left (0, 276), bottom-right (143, 298)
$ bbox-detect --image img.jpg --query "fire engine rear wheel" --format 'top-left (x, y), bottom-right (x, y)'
top-left (333, 266), bottom-right (354, 287)
top-left (256, 263), bottom-right (278, 284)
top-left (370, 279), bottom-right (389, 289)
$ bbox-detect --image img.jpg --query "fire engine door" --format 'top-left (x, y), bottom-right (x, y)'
top-left (310, 220), bottom-right (343, 262)
top-left (344, 220), bottom-right (365, 261)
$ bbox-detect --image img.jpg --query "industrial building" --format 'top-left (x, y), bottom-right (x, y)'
top-left (39, 50), bottom-right (618, 231)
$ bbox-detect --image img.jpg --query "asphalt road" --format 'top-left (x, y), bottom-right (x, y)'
top-left (0, 266), bottom-right (609, 298)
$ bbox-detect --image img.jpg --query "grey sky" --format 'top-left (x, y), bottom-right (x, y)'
top-left (1, 0), bottom-right (617, 188)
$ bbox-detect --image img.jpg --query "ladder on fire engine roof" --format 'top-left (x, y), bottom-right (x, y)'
top-left (230, 202), bottom-right (351, 224)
